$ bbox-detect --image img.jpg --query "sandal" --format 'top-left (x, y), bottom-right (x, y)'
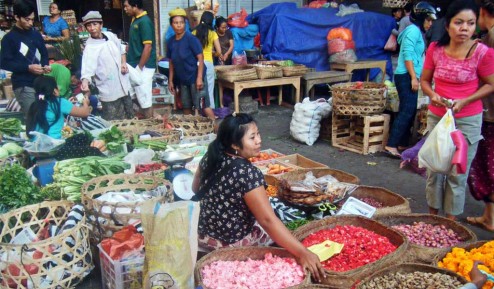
top-left (466, 216), bottom-right (494, 232)
top-left (383, 148), bottom-right (401, 159)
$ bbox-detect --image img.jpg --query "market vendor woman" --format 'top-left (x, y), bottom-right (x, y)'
top-left (192, 113), bottom-right (325, 281)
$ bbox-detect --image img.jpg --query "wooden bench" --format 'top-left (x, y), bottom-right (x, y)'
top-left (330, 60), bottom-right (387, 83)
top-left (302, 71), bottom-right (352, 99)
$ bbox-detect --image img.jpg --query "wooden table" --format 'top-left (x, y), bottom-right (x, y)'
top-left (302, 71), bottom-right (352, 99)
top-left (218, 76), bottom-right (301, 113)
top-left (330, 60), bottom-right (387, 83)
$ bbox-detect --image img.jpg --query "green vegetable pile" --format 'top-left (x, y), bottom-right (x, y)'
top-left (279, 60), bottom-right (295, 67)
top-left (0, 164), bottom-right (42, 212)
top-left (0, 142), bottom-right (24, 159)
top-left (285, 219), bottom-right (311, 231)
top-left (98, 126), bottom-right (127, 153)
top-left (0, 118), bottom-right (23, 136)
top-left (133, 135), bottom-right (168, 151)
top-left (51, 155), bottom-right (130, 201)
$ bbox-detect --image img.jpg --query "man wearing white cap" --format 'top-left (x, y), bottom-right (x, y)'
top-left (80, 11), bottom-right (134, 121)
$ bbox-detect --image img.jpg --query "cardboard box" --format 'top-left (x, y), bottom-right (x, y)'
top-left (276, 154), bottom-right (327, 169)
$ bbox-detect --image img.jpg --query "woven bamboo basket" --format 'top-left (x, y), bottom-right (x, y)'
top-left (215, 65), bottom-right (258, 82)
top-left (382, 0), bottom-right (411, 8)
top-left (194, 247), bottom-right (310, 288)
top-left (355, 263), bottom-right (468, 288)
top-left (433, 240), bottom-right (489, 267)
top-left (254, 65), bottom-right (283, 79)
top-left (131, 129), bottom-right (181, 145)
top-left (292, 215), bottom-right (408, 288)
top-left (281, 65), bottom-right (309, 77)
top-left (276, 168), bottom-right (360, 184)
top-left (81, 174), bottom-right (173, 243)
top-left (376, 213), bottom-right (477, 264)
top-left (0, 201), bottom-right (93, 289)
top-left (110, 118), bottom-right (163, 140)
top-left (331, 82), bottom-right (387, 115)
top-left (345, 185), bottom-right (411, 217)
top-left (164, 114), bottom-right (215, 137)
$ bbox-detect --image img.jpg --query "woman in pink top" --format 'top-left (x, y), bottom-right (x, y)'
top-left (421, 0), bottom-right (494, 220)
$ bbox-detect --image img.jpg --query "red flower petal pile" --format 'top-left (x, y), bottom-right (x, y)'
top-left (302, 225), bottom-right (397, 272)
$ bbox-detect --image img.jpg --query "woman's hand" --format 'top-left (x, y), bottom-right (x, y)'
top-left (452, 98), bottom-right (468, 114)
top-left (429, 94), bottom-right (447, 108)
top-left (81, 79), bottom-right (90, 93)
top-left (196, 78), bottom-right (204, 91)
top-left (296, 249), bottom-right (325, 283)
top-left (411, 78), bottom-right (419, 91)
top-left (121, 63), bottom-right (129, 75)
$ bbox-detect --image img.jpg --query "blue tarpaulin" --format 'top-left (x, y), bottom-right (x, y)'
top-left (247, 3), bottom-right (396, 81)
top-left (230, 24), bottom-right (260, 53)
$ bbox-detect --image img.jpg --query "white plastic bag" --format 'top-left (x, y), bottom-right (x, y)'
top-left (23, 131), bottom-right (65, 157)
top-left (418, 109), bottom-right (456, 174)
top-left (290, 97), bottom-right (332, 145)
top-left (127, 64), bottom-right (143, 86)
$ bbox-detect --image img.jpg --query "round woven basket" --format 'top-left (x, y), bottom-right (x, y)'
top-left (292, 215), bottom-right (408, 288)
top-left (375, 213), bottom-right (477, 264)
top-left (131, 129), bottom-right (181, 146)
top-left (194, 247), bottom-right (310, 288)
top-left (164, 114), bottom-right (215, 137)
top-left (355, 263), bottom-right (468, 288)
top-left (215, 65), bottom-right (258, 82)
top-left (433, 240), bottom-right (489, 267)
top-left (81, 174), bottom-right (173, 243)
top-left (382, 0), bottom-right (410, 8)
top-left (276, 168), bottom-right (360, 184)
top-left (331, 82), bottom-right (387, 115)
top-left (0, 201), bottom-right (93, 289)
top-left (281, 65), bottom-right (309, 77)
top-left (346, 185), bottom-right (411, 217)
top-left (110, 118), bottom-right (163, 141)
top-left (254, 65), bottom-right (283, 79)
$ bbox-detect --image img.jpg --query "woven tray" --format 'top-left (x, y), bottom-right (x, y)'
top-left (254, 65), bottom-right (283, 79)
top-left (355, 263), bottom-right (468, 288)
top-left (376, 213), bottom-right (477, 264)
top-left (281, 65), bottom-right (309, 77)
top-left (164, 114), bottom-right (215, 137)
top-left (195, 247), bottom-right (310, 288)
top-left (215, 65), bottom-right (258, 82)
top-left (276, 168), bottom-right (361, 184)
top-left (346, 185), bottom-right (411, 217)
top-left (81, 174), bottom-right (173, 243)
top-left (331, 82), bottom-right (387, 115)
top-left (132, 129), bottom-right (181, 145)
top-left (382, 0), bottom-right (410, 8)
top-left (433, 240), bottom-right (489, 266)
top-left (292, 215), bottom-right (408, 288)
top-left (0, 201), bottom-right (92, 289)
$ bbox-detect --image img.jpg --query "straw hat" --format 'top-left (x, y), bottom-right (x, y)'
top-left (169, 7), bottom-right (186, 17)
top-left (82, 11), bottom-right (103, 25)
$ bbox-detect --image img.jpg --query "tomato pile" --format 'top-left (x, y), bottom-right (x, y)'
top-left (135, 163), bottom-right (166, 173)
top-left (248, 152), bottom-right (282, 163)
top-left (302, 225), bottom-right (397, 272)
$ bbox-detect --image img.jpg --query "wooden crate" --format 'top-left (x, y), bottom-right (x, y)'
top-left (276, 154), bottom-right (327, 169)
top-left (319, 115), bottom-right (332, 142)
top-left (332, 112), bottom-right (390, 155)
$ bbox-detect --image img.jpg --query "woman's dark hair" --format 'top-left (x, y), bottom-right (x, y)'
top-left (194, 11), bottom-right (215, 48)
top-left (13, 0), bottom-right (35, 18)
top-left (202, 113), bottom-right (256, 178)
top-left (437, 0), bottom-right (479, 46)
top-left (215, 16), bottom-right (227, 29)
top-left (26, 76), bottom-right (61, 136)
top-left (169, 15), bottom-right (186, 25)
top-left (480, 0), bottom-right (494, 15)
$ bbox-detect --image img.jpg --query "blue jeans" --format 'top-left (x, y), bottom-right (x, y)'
top-left (387, 73), bottom-right (418, 147)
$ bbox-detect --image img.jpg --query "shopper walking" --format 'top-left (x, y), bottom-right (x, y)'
top-left (80, 11), bottom-right (134, 121)
top-left (215, 16), bottom-right (234, 65)
top-left (385, 2), bottom-right (437, 158)
top-left (421, 0), bottom-right (494, 220)
top-left (0, 0), bottom-right (50, 116)
top-left (466, 0), bottom-right (494, 232)
top-left (123, 0), bottom-right (156, 119)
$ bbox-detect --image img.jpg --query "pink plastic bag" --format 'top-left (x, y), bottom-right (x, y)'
top-left (450, 130), bottom-right (468, 174)
top-left (228, 8), bottom-right (248, 28)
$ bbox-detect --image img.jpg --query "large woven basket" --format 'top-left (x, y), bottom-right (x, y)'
top-left (194, 247), bottom-right (310, 288)
top-left (346, 185), bottom-right (411, 217)
top-left (276, 168), bottom-right (360, 184)
top-left (292, 215), bottom-right (408, 288)
top-left (433, 240), bottom-right (489, 267)
top-left (331, 82), bottom-right (387, 115)
top-left (355, 263), bottom-right (468, 288)
top-left (110, 118), bottom-right (163, 140)
top-left (81, 174), bottom-right (173, 243)
top-left (164, 114), bottom-right (215, 137)
top-left (382, 0), bottom-right (411, 8)
top-left (0, 201), bottom-right (93, 289)
top-left (215, 65), bottom-right (258, 82)
top-left (281, 65), bottom-right (309, 77)
top-left (254, 65), bottom-right (283, 79)
top-left (131, 128), bottom-right (181, 145)
top-left (376, 213), bottom-right (477, 264)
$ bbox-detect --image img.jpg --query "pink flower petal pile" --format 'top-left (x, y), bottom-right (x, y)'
top-left (201, 253), bottom-right (305, 289)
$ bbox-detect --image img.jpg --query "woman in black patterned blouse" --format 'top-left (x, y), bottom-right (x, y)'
top-left (192, 113), bottom-right (325, 282)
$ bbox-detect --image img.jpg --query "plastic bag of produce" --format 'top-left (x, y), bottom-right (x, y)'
top-left (141, 201), bottom-right (199, 289)
top-left (23, 131), bottom-right (65, 157)
top-left (329, 49), bottom-right (357, 63)
top-left (290, 98), bottom-right (332, 145)
top-left (418, 109), bottom-right (456, 174)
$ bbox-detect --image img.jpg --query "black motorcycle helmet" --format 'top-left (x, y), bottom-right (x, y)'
top-left (410, 2), bottom-right (438, 32)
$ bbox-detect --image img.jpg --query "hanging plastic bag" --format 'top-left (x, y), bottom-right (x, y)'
top-left (232, 51), bottom-right (247, 65)
top-left (418, 109), bottom-right (456, 174)
top-left (228, 8), bottom-right (248, 28)
top-left (384, 34), bottom-right (397, 52)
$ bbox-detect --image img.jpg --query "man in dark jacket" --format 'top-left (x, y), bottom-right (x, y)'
top-left (0, 0), bottom-right (50, 116)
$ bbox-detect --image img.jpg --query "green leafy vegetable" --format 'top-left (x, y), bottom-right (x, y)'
top-left (2, 142), bottom-right (23, 155)
top-left (0, 118), bottom-right (23, 136)
top-left (98, 126), bottom-right (127, 153)
top-left (0, 164), bottom-right (42, 210)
